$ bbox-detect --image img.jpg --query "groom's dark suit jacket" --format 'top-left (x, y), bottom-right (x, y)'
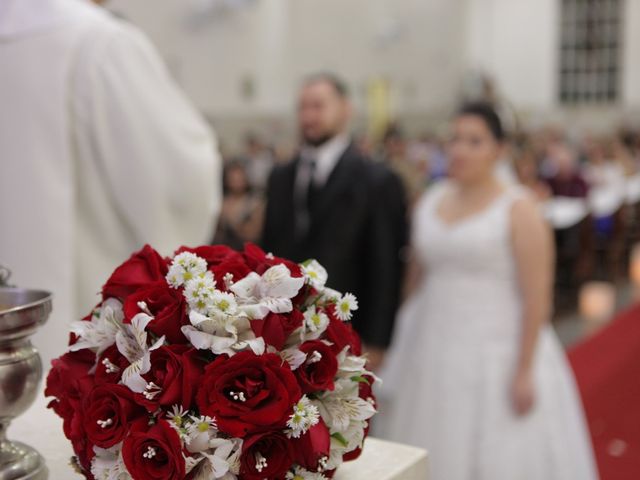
top-left (262, 143), bottom-right (408, 348)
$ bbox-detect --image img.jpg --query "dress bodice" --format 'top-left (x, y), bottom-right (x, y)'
top-left (412, 180), bottom-right (529, 343)
top-left (414, 181), bottom-right (526, 282)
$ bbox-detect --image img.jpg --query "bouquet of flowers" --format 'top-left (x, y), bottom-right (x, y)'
top-left (45, 244), bottom-right (377, 480)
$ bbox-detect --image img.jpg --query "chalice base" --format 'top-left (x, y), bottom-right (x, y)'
top-left (0, 441), bottom-right (47, 480)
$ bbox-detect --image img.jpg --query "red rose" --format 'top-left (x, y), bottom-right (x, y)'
top-left (123, 281), bottom-right (188, 343)
top-left (296, 340), bottom-right (338, 394)
top-left (196, 351), bottom-right (301, 438)
top-left (122, 419), bottom-right (185, 480)
top-left (174, 245), bottom-right (237, 266)
top-left (243, 243), bottom-right (303, 277)
top-left (175, 245), bottom-right (252, 291)
top-left (136, 345), bottom-right (205, 411)
top-left (45, 351), bottom-right (96, 475)
top-left (210, 258), bottom-right (252, 291)
top-left (83, 384), bottom-right (146, 448)
top-left (325, 309), bottom-right (362, 356)
top-left (240, 431), bottom-right (293, 480)
top-left (45, 350), bottom-right (95, 441)
top-left (102, 245), bottom-right (168, 300)
top-left (71, 438), bottom-right (96, 479)
top-left (95, 345), bottom-right (129, 385)
top-left (292, 419), bottom-right (331, 471)
top-left (251, 311), bottom-right (303, 350)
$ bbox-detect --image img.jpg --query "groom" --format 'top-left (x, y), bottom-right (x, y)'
top-left (262, 73), bottom-right (408, 369)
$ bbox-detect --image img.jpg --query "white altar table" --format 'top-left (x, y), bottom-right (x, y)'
top-left (9, 386), bottom-right (429, 480)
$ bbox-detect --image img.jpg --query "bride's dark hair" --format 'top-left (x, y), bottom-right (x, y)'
top-left (457, 102), bottom-right (505, 142)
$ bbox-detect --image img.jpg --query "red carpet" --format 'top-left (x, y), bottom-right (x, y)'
top-left (568, 305), bottom-right (640, 480)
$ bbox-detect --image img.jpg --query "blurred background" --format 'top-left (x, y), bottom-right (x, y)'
top-left (2, 0), bottom-right (639, 477)
top-left (106, 0), bottom-right (640, 343)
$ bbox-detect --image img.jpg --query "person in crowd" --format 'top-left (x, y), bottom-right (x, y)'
top-left (545, 144), bottom-right (589, 198)
top-left (583, 138), bottom-right (629, 281)
top-left (213, 161), bottom-right (264, 250)
top-left (242, 132), bottom-right (275, 192)
top-left (0, 0), bottom-right (221, 364)
top-left (262, 73), bottom-right (408, 370)
top-left (514, 145), bottom-right (551, 202)
top-left (381, 103), bottom-right (598, 479)
top-left (380, 125), bottom-right (426, 206)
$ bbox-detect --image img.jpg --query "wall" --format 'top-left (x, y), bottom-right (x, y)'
top-left (463, 0), bottom-right (640, 132)
top-left (108, 0), bottom-right (468, 146)
top-left (108, 0), bottom-right (639, 144)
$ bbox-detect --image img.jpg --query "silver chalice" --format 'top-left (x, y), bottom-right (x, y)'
top-left (0, 285), bottom-right (51, 480)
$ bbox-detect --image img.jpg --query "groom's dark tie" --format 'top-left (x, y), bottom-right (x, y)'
top-left (295, 154), bottom-right (317, 239)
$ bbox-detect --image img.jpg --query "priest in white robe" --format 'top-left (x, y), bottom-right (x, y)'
top-left (0, 0), bottom-right (222, 364)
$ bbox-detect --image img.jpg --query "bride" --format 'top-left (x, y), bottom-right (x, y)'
top-left (381, 103), bottom-right (599, 479)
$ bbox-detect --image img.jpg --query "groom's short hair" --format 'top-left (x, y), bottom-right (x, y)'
top-left (302, 72), bottom-right (349, 99)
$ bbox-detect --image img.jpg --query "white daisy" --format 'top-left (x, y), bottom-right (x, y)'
top-left (184, 271), bottom-right (217, 314)
top-left (303, 306), bottom-right (329, 338)
top-left (166, 252), bottom-right (208, 288)
top-left (286, 396), bottom-right (320, 438)
top-left (186, 415), bottom-right (218, 453)
top-left (335, 293), bottom-right (358, 321)
top-left (286, 466), bottom-right (329, 480)
top-left (210, 290), bottom-right (238, 316)
top-left (167, 405), bottom-right (189, 429)
top-left (301, 260), bottom-right (328, 289)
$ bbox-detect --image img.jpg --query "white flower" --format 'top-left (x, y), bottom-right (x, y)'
top-left (325, 419), bottom-right (369, 471)
top-left (166, 252), bottom-right (207, 288)
top-left (116, 312), bottom-right (165, 393)
top-left (69, 299), bottom-right (123, 355)
top-left (184, 271), bottom-right (217, 314)
top-left (91, 444), bottom-right (131, 480)
top-left (210, 290), bottom-right (238, 316)
top-left (278, 346), bottom-right (307, 371)
top-left (182, 311), bottom-right (265, 356)
top-left (186, 438), bottom-right (242, 480)
top-left (302, 306), bottom-right (329, 339)
top-left (335, 293), bottom-right (358, 321)
top-left (186, 415), bottom-right (218, 453)
top-left (301, 260), bottom-right (328, 289)
top-left (313, 379), bottom-right (376, 434)
top-left (230, 264), bottom-right (305, 319)
top-left (286, 396), bottom-right (320, 438)
top-left (167, 405), bottom-right (190, 438)
top-left (286, 466), bottom-right (329, 480)
top-left (317, 287), bottom-right (342, 304)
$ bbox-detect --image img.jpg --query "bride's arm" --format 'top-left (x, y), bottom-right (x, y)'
top-left (401, 248), bottom-right (425, 302)
top-left (510, 196), bottom-right (555, 415)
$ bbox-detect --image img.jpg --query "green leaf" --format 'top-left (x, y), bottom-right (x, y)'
top-left (350, 375), bottom-right (371, 385)
top-left (331, 432), bottom-right (349, 447)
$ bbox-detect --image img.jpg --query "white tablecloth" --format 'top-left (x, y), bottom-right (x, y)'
top-left (9, 386), bottom-right (429, 480)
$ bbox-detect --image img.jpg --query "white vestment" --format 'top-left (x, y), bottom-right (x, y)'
top-left (0, 0), bottom-right (222, 364)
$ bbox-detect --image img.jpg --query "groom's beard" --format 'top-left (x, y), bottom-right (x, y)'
top-left (302, 130), bottom-right (339, 147)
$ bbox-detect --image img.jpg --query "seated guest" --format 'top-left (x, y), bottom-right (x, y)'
top-left (242, 133), bottom-right (275, 192)
top-left (545, 144), bottom-right (589, 198)
top-left (584, 138), bottom-right (629, 282)
top-left (514, 145), bottom-right (551, 202)
top-left (213, 162), bottom-right (264, 250)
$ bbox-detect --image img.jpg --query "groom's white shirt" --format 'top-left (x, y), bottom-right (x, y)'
top-left (0, 0), bottom-right (221, 364)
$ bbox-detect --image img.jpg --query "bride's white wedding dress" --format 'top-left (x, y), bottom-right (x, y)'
top-left (381, 181), bottom-right (599, 480)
